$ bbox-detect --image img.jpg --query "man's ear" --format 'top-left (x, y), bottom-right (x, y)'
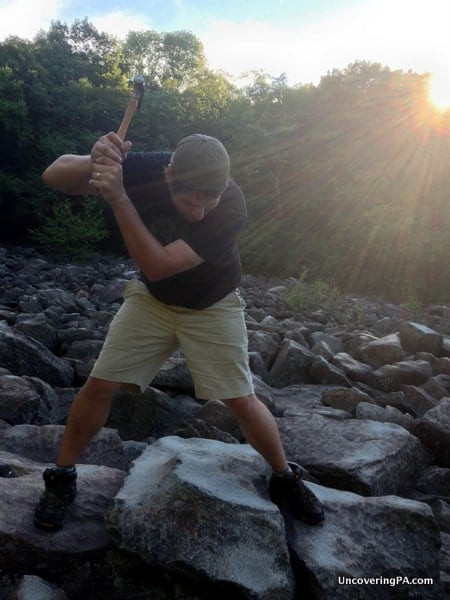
top-left (164, 164), bottom-right (174, 182)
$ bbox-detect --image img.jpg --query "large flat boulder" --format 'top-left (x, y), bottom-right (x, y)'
top-left (0, 451), bottom-right (125, 574)
top-left (284, 483), bottom-right (443, 599)
top-left (106, 436), bottom-right (295, 600)
top-left (277, 413), bottom-right (432, 495)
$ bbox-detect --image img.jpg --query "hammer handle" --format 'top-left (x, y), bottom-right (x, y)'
top-left (117, 97), bottom-right (139, 141)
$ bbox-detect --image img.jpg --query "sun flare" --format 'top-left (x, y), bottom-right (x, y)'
top-left (428, 73), bottom-right (450, 111)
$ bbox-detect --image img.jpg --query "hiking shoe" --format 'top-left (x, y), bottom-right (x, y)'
top-left (269, 462), bottom-right (324, 525)
top-left (34, 466), bottom-right (77, 531)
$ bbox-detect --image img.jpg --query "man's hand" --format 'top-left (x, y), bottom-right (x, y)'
top-left (89, 132), bottom-right (132, 204)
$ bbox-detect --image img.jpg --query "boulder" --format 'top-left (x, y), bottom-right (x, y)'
top-left (269, 339), bottom-right (314, 387)
top-left (0, 451), bottom-right (125, 572)
top-left (284, 483), bottom-right (443, 599)
top-left (355, 402), bottom-right (416, 432)
top-left (399, 321), bottom-right (443, 356)
top-left (357, 333), bottom-right (405, 368)
top-left (370, 360), bottom-right (432, 392)
top-left (107, 386), bottom-right (202, 441)
top-left (248, 330), bottom-right (280, 368)
top-left (0, 375), bottom-right (58, 425)
top-left (0, 424), bottom-right (127, 470)
top-left (10, 575), bottom-right (68, 600)
top-left (331, 352), bottom-right (373, 383)
top-left (321, 386), bottom-right (373, 415)
top-left (277, 413), bottom-right (432, 495)
top-left (106, 437), bottom-right (295, 600)
top-left (310, 356), bottom-right (351, 387)
top-left (398, 385), bottom-right (439, 417)
top-left (414, 398), bottom-right (450, 467)
top-left (0, 322), bottom-right (73, 386)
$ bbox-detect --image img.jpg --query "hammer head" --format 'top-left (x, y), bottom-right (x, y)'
top-left (132, 74), bottom-right (145, 109)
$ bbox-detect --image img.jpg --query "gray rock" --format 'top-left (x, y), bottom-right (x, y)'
top-left (331, 352), bottom-right (373, 383)
top-left (152, 356), bottom-right (195, 394)
top-left (284, 483), bottom-right (443, 599)
top-left (0, 451), bottom-right (125, 571)
top-left (415, 398), bottom-right (450, 466)
top-left (90, 279), bottom-right (128, 304)
top-left (173, 418), bottom-right (239, 443)
top-left (108, 386), bottom-right (202, 441)
top-left (310, 356), bottom-right (351, 387)
top-left (277, 414), bottom-right (432, 495)
top-left (370, 360), bottom-right (432, 392)
top-left (321, 386), bottom-right (373, 415)
top-left (269, 338), bottom-right (315, 387)
top-left (399, 385), bottom-right (439, 417)
top-left (357, 333), bottom-right (405, 368)
top-left (14, 314), bottom-right (57, 351)
top-left (10, 575), bottom-right (68, 600)
top-left (415, 466), bottom-right (450, 497)
top-left (271, 384), bottom-right (332, 413)
top-left (0, 375), bottom-right (56, 425)
top-left (0, 322), bottom-right (73, 386)
top-left (421, 374), bottom-right (450, 400)
top-left (355, 402), bottom-right (416, 432)
top-left (198, 399), bottom-right (243, 441)
top-left (106, 437), bottom-right (295, 600)
top-left (248, 330), bottom-right (280, 368)
top-left (399, 321), bottom-right (443, 356)
top-left (0, 424), bottom-right (127, 470)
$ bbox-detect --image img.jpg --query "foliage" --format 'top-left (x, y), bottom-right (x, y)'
top-left (30, 197), bottom-right (108, 259)
top-left (287, 269), bottom-right (341, 315)
top-left (0, 19), bottom-right (449, 302)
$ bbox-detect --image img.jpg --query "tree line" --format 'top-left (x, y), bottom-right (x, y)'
top-left (1, 19), bottom-right (449, 302)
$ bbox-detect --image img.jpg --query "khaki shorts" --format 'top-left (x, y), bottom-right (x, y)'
top-left (90, 278), bottom-right (254, 399)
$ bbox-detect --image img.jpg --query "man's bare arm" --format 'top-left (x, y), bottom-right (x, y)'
top-left (42, 133), bottom-right (131, 195)
top-left (42, 154), bottom-right (95, 195)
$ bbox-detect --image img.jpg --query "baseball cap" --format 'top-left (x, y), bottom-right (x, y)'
top-left (171, 134), bottom-right (230, 197)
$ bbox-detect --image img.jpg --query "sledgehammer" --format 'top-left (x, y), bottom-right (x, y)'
top-left (117, 74), bottom-right (145, 141)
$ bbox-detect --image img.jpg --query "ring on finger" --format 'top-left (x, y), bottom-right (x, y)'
top-left (94, 172), bottom-right (102, 180)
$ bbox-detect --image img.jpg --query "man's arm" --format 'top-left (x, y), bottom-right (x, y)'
top-left (109, 195), bottom-right (203, 280)
top-left (42, 154), bottom-right (95, 195)
top-left (90, 133), bottom-right (203, 281)
top-left (42, 134), bottom-right (131, 196)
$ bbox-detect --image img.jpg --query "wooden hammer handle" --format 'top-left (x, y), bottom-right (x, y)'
top-left (117, 97), bottom-right (139, 141)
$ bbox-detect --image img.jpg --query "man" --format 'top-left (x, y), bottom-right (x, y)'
top-left (34, 132), bottom-right (324, 530)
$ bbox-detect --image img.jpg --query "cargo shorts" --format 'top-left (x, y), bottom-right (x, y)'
top-left (90, 278), bottom-right (254, 400)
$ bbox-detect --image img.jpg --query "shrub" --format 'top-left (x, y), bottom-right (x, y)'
top-left (30, 196), bottom-right (108, 259)
top-left (287, 268), bottom-right (341, 315)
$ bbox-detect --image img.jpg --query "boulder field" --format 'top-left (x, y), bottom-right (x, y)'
top-left (0, 246), bottom-right (449, 599)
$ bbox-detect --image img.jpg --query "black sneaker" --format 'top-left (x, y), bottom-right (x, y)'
top-left (34, 466), bottom-right (77, 531)
top-left (269, 462), bottom-right (324, 525)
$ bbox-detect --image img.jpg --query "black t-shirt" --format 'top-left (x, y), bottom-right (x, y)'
top-left (122, 151), bottom-right (247, 309)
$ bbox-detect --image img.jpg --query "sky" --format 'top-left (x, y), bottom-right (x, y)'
top-left (1, 0), bottom-right (449, 104)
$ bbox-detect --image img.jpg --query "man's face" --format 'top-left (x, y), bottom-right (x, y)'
top-left (171, 191), bottom-right (220, 222)
top-left (165, 165), bottom-right (220, 222)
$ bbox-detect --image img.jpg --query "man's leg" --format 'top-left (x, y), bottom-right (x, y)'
top-left (34, 376), bottom-right (121, 530)
top-left (57, 376), bottom-right (122, 467)
top-left (223, 393), bottom-right (287, 473)
top-left (224, 393), bottom-right (325, 525)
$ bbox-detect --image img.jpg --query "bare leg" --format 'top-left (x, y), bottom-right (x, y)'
top-left (56, 376), bottom-right (121, 467)
top-left (223, 394), bottom-right (288, 473)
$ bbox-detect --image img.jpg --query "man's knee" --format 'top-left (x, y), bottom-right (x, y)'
top-left (79, 377), bottom-right (121, 402)
top-left (223, 394), bottom-right (259, 418)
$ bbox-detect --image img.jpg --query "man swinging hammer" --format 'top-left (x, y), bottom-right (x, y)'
top-left (33, 128), bottom-right (325, 530)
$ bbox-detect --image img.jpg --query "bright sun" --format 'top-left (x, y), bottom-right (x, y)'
top-left (428, 73), bottom-right (450, 111)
